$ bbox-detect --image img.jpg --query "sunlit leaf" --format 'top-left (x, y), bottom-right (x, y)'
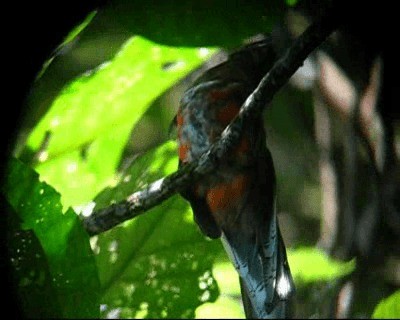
top-left (34, 121), bottom-right (134, 207)
top-left (212, 260), bottom-right (241, 297)
top-left (62, 10), bottom-right (98, 45)
top-left (372, 290), bottom-right (400, 319)
top-left (195, 260), bottom-right (244, 319)
top-left (27, 37), bottom-right (214, 156)
top-left (92, 141), bottom-right (220, 318)
top-left (196, 295), bottom-right (244, 319)
top-left (4, 157), bottom-right (101, 318)
top-left (25, 36), bottom-right (215, 208)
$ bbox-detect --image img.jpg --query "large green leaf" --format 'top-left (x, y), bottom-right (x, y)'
top-left (4, 157), bottom-right (101, 318)
top-left (92, 141), bottom-right (220, 318)
top-left (19, 0), bottom-right (284, 160)
top-left (20, 0), bottom-right (286, 209)
top-left (24, 36), bottom-right (215, 208)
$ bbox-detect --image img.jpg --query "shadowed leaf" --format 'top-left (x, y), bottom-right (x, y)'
top-left (92, 141), bottom-right (220, 318)
top-left (4, 157), bottom-right (101, 318)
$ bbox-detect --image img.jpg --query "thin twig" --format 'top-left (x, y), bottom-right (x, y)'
top-left (82, 7), bottom-right (340, 236)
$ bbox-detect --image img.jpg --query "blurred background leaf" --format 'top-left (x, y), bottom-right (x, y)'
top-left (371, 290), bottom-right (400, 319)
top-left (288, 247), bottom-right (355, 284)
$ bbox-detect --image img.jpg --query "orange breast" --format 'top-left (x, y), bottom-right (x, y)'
top-left (177, 111), bottom-right (190, 162)
top-left (216, 102), bottom-right (241, 126)
top-left (206, 174), bottom-right (249, 219)
top-left (208, 87), bottom-right (236, 102)
top-left (179, 143), bottom-right (190, 162)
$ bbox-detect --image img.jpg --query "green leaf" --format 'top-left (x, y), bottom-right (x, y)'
top-left (287, 247), bottom-right (355, 283)
top-left (372, 290), bottom-right (400, 319)
top-left (4, 157), bottom-right (101, 318)
top-left (25, 36), bottom-right (215, 208)
top-left (19, 0), bottom-right (284, 156)
top-left (21, 0), bottom-right (284, 209)
top-left (62, 10), bottom-right (98, 46)
top-left (36, 11), bottom-right (98, 81)
top-left (92, 141), bottom-right (220, 318)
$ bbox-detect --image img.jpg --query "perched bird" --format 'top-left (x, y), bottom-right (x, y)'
top-left (176, 37), bottom-right (295, 318)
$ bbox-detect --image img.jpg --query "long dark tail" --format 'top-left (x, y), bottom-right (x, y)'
top-left (239, 235), bottom-right (295, 319)
top-left (240, 277), bottom-right (290, 319)
top-left (221, 213), bottom-right (295, 319)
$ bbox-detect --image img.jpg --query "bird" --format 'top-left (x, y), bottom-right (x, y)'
top-left (176, 36), bottom-right (295, 319)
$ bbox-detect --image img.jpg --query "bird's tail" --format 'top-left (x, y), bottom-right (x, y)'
top-left (221, 213), bottom-right (295, 319)
top-left (239, 277), bottom-right (256, 318)
top-left (239, 277), bottom-right (290, 319)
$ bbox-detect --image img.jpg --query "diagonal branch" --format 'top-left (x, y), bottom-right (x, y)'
top-left (82, 7), bottom-right (340, 236)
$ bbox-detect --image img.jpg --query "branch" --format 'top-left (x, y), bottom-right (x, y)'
top-left (82, 7), bottom-right (340, 236)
